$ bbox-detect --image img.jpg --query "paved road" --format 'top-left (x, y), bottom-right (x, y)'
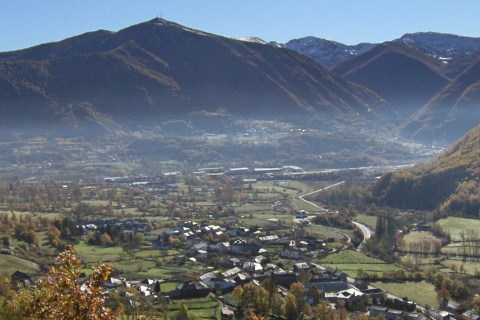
top-left (352, 221), bottom-right (374, 252)
top-left (294, 181), bottom-right (374, 251)
top-left (294, 181), bottom-right (351, 244)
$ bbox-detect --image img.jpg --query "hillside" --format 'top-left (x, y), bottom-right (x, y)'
top-left (332, 42), bottom-right (450, 120)
top-left (281, 37), bottom-right (375, 68)
top-left (0, 18), bottom-right (392, 138)
top-left (402, 57), bottom-right (480, 143)
top-left (370, 125), bottom-right (480, 214)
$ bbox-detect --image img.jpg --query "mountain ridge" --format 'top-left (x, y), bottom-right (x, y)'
top-left (0, 18), bottom-right (392, 137)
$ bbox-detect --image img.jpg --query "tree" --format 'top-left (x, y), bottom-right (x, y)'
top-left (284, 293), bottom-right (298, 320)
top-left (2, 235), bottom-right (10, 246)
top-left (176, 300), bottom-right (189, 320)
top-left (232, 286), bottom-right (244, 307)
top-left (437, 287), bottom-right (451, 304)
top-left (159, 296), bottom-right (170, 320)
top-left (100, 233), bottom-right (113, 246)
top-left (289, 282), bottom-right (305, 313)
top-left (218, 232), bottom-right (230, 243)
top-left (5, 245), bottom-right (119, 319)
top-left (335, 300), bottom-right (350, 320)
top-left (313, 300), bottom-right (333, 320)
top-left (261, 274), bottom-right (278, 309)
top-left (309, 284), bottom-right (321, 306)
top-left (472, 295), bottom-right (480, 314)
top-left (450, 263), bottom-right (457, 273)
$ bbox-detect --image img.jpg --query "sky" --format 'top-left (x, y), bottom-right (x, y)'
top-left (1, 0), bottom-right (480, 52)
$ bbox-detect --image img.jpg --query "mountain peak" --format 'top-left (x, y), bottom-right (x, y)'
top-left (281, 36), bottom-right (376, 68)
top-left (393, 32), bottom-right (480, 59)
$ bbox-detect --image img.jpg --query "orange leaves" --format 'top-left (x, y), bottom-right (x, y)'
top-left (6, 245), bottom-right (120, 319)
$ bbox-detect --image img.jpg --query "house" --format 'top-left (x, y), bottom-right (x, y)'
top-left (429, 308), bottom-right (451, 320)
top-left (219, 242), bottom-right (230, 253)
top-left (11, 270), bottom-right (35, 288)
top-left (369, 306), bottom-right (405, 320)
top-left (175, 282), bottom-right (210, 298)
top-left (227, 227), bottom-right (249, 238)
top-left (293, 262), bottom-right (315, 272)
top-left (230, 240), bottom-right (260, 254)
top-left (194, 250), bottom-right (208, 261)
top-left (274, 273), bottom-right (298, 287)
top-left (308, 280), bottom-right (350, 294)
top-left (104, 277), bottom-right (125, 289)
top-left (463, 310), bottom-right (480, 320)
top-left (199, 272), bottom-right (217, 289)
top-left (258, 235), bottom-right (279, 243)
top-left (221, 307), bottom-right (235, 319)
top-left (295, 210), bottom-right (309, 219)
top-left (281, 247), bottom-right (302, 259)
top-left (447, 299), bottom-right (466, 318)
top-left (213, 279), bottom-right (237, 294)
top-left (229, 258), bottom-right (241, 267)
top-left (336, 288), bottom-right (365, 304)
top-left (221, 267), bottom-right (241, 279)
top-left (361, 287), bottom-right (385, 300)
top-left (368, 306), bottom-right (387, 318)
top-left (242, 262), bottom-right (263, 273)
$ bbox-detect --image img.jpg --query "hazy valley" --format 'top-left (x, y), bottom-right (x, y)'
top-left (2, 17), bottom-right (480, 320)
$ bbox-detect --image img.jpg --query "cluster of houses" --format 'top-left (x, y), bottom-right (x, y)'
top-left (79, 218), bottom-right (151, 235)
top-left (8, 217), bottom-right (477, 319)
top-left (10, 254), bottom-right (477, 320)
top-left (160, 220), bottom-right (325, 262)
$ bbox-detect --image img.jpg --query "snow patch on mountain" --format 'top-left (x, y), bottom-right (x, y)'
top-left (234, 36), bottom-right (269, 44)
top-left (235, 32), bottom-right (480, 68)
top-left (393, 32), bottom-right (480, 59)
top-left (281, 37), bottom-right (376, 68)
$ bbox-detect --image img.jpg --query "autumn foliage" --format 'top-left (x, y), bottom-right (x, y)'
top-left (5, 245), bottom-right (120, 319)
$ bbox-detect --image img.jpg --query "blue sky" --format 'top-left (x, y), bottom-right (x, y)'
top-left (1, 0), bottom-right (479, 52)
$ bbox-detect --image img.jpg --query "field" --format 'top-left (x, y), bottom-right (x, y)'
top-left (315, 249), bottom-right (400, 277)
top-left (436, 217), bottom-right (480, 240)
top-left (403, 231), bottom-right (442, 245)
top-left (354, 214), bottom-right (377, 229)
top-left (0, 254), bottom-right (41, 274)
top-left (168, 295), bottom-right (221, 319)
top-left (74, 242), bottom-right (124, 264)
top-left (371, 280), bottom-right (438, 308)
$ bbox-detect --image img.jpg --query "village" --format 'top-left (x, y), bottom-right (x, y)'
top-left (9, 211), bottom-right (469, 320)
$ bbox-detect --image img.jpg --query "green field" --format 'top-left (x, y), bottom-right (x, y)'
top-left (0, 254), bottom-right (41, 275)
top-left (74, 242), bottom-right (123, 264)
top-left (403, 231), bottom-right (442, 245)
top-left (441, 259), bottom-right (479, 275)
top-left (371, 280), bottom-right (437, 308)
top-left (169, 295), bottom-right (220, 319)
top-left (317, 249), bottom-right (384, 264)
top-left (436, 217), bottom-right (480, 240)
top-left (316, 249), bottom-right (403, 278)
top-left (354, 214), bottom-right (377, 230)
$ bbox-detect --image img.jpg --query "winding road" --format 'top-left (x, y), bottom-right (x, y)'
top-left (294, 181), bottom-right (373, 250)
top-left (352, 221), bottom-right (374, 251)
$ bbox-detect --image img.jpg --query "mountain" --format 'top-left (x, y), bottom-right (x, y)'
top-left (401, 57), bottom-right (480, 143)
top-left (265, 32), bottom-right (480, 71)
top-left (393, 32), bottom-right (480, 60)
top-left (0, 18), bottom-right (392, 137)
top-left (332, 42), bottom-right (450, 120)
top-left (370, 124), bottom-right (480, 214)
top-left (280, 37), bottom-right (376, 68)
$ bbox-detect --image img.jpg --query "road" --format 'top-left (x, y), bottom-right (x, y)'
top-left (294, 181), bottom-right (375, 251)
top-left (294, 181), bottom-right (352, 244)
top-left (352, 221), bottom-right (374, 252)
